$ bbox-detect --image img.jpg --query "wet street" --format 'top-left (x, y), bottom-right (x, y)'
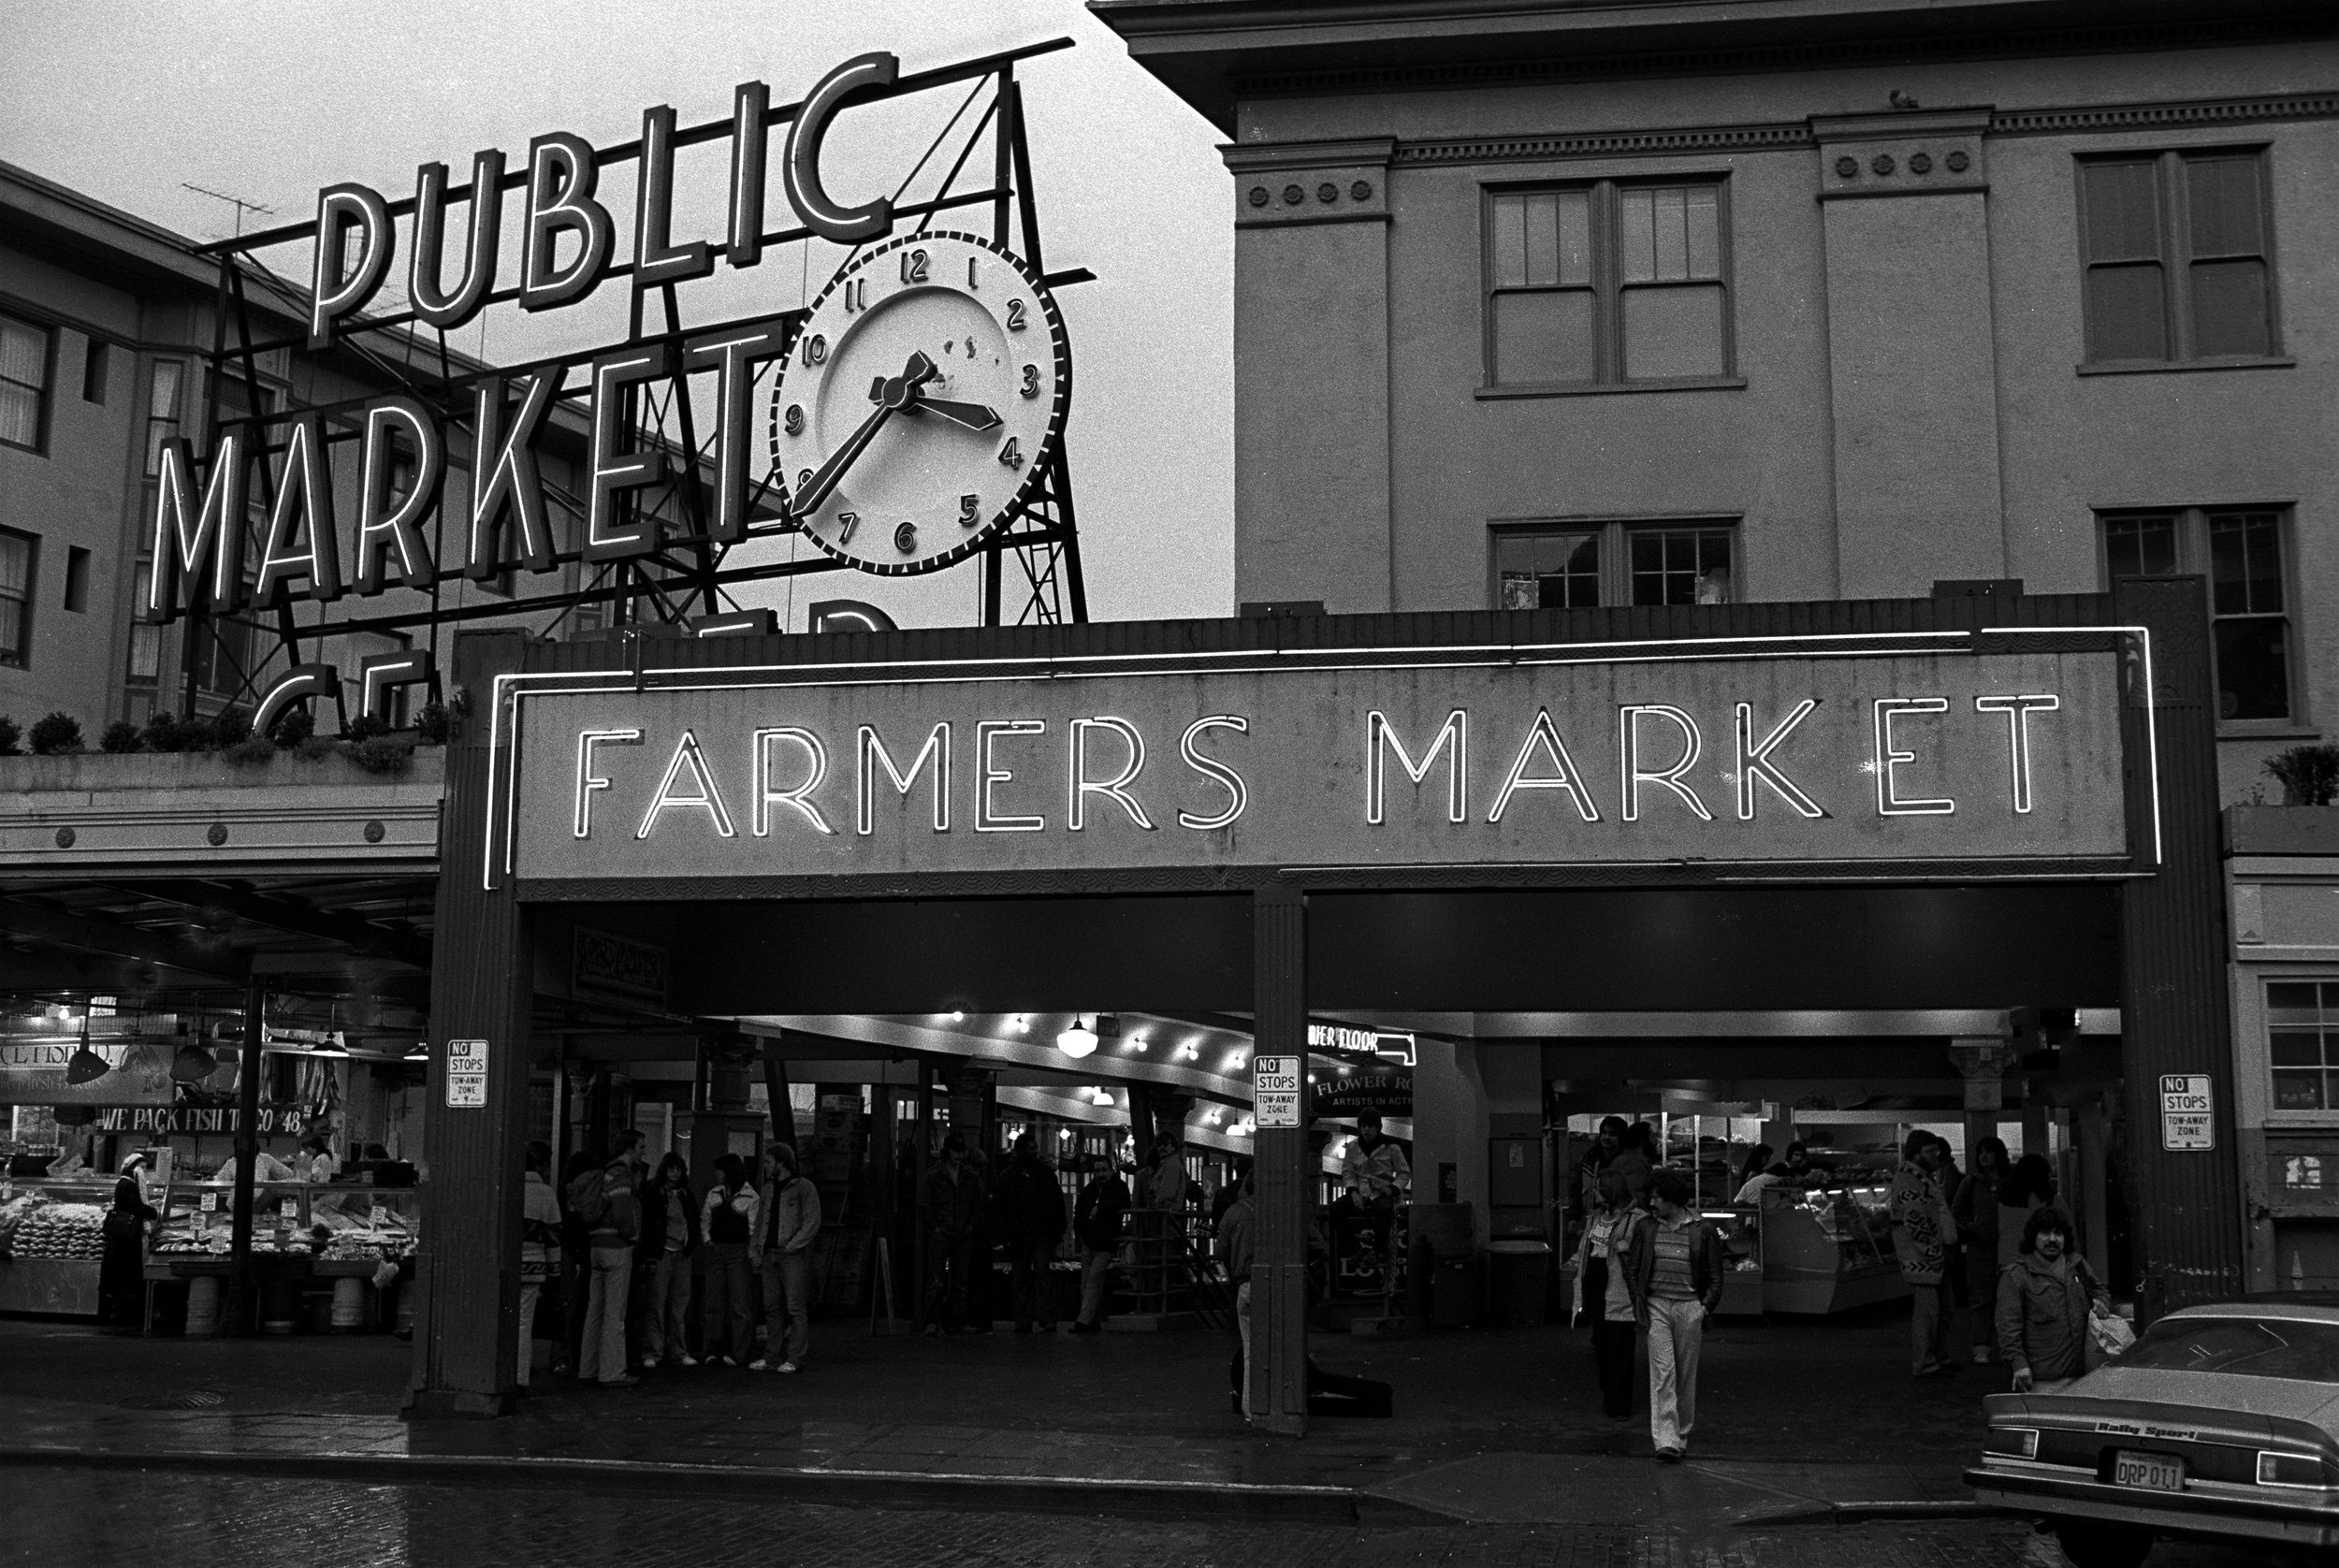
top-left (1, 1466), bottom-right (2294, 1568)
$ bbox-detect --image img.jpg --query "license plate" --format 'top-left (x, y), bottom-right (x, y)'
top-left (2113, 1451), bottom-right (2184, 1491)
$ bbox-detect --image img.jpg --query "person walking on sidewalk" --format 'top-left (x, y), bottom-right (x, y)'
top-left (996, 1133), bottom-right (1068, 1333)
top-left (1954, 1137), bottom-right (2010, 1363)
top-left (750, 1142), bottom-right (821, 1372)
top-left (1625, 1168), bottom-right (1724, 1462)
top-left (700, 1154), bottom-right (759, 1367)
top-left (1069, 1154), bottom-right (1130, 1333)
top-left (1340, 1112), bottom-right (1412, 1316)
top-left (922, 1132), bottom-right (984, 1335)
top-left (574, 1147), bottom-right (642, 1387)
top-left (1570, 1168), bottom-right (1644, 1419)
top-left (516, 1142), bottom-right (562, 1390)
top-left (1890, 1131), bottom-right (1959, 1377)
top-left (636, 1153), bottom-right (699, 1369)
top-left (1217, 1167), bottom-right (1256, 1416)
top-left (1998, 1206), bottom-right (2111, 1394)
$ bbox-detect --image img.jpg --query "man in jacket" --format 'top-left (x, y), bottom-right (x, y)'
top-left (1216, 1169), bottom-right (1256, 1416)
top-left (1998, 1206), bottom-right (2110, 1392)
top-left (1889, 1131), bottom-right (1958, 1377)
top-left (1624, 1168), bottom-right (1726, 1462)
top-left (922, 1133), bottom-right (984, 1335)
top-left (995, 1134), bottom-right (1068, 1333)
top-left (699, 1153), bottom-right (759, 1366)
top-left (574, 1148), bottom-right (641, 1387)
top-left (1069, 1156), bottom-right (1130, 1333)
top-left (750, 1142), bottom-right (821, 1372)
top-left (1340, 1112), bottom-right (1413, 1312)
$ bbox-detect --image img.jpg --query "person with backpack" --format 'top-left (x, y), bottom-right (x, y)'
top-left (636, 1153), bottom-right (699, 1369)
top-left (750, 1143), bottom-right (821, 1372)
top-left (572, 1146), bottom-right (642, 1387)
top-left (700, 1153), bottom-right (759, 1367)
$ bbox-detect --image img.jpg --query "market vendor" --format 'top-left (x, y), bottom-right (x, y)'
top-left (228, 1147), bottom-right (301, 1183)
top-left (298, 1134), bottom-right (339, 1183)
top-left (99, 1156), bottom-right (160, 1328)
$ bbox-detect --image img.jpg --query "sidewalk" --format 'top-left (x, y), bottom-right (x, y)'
top-left (0, 1306), bottom-right (1996, 1526)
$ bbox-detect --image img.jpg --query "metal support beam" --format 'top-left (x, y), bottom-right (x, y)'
top-left (1250, 884), bottom-right (1309, 1435)
top-left (99, 880), bottom-right (429, 970)
top-left (226, 975), bottom-right (264, 1335)
top-left (0, 897), bottom-right (246, 981)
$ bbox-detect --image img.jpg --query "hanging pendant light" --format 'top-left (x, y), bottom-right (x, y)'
top-left (1056, 1014), bottom-right (1098, 1060)
top-left (170, 1043), bottom-right (219, 1082)
top-left (65, 1044), bottom-right (110, 1083)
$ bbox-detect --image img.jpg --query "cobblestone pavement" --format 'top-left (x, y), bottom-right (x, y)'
top-left (0, 1469), bottom-right (2302, 1568)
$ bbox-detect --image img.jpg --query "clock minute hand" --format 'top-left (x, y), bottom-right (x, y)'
top-left (910, 397), bottom-right (1001, 433)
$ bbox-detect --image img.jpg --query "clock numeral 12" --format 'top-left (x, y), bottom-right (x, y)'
top-left (901, 248), bottom-right (929, 284)
top-left (835, 511), bottom-right (859, 544)
top-left (959, 493), bottom-right (981, 527)
top-left (893, 520), bottom-right (918, 555)
top-left (1005, 298), bottom-right (1027, 331)
top-left (997, 437), bottom-right (1023, 470)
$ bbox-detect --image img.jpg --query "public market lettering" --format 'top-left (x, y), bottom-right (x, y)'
top-left (574, 697), bottom-right (2065, 842)
top-left (144, 53), bottom-right (906, 625)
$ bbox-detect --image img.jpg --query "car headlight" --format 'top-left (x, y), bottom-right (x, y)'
top-left (2256, 1451), bottom-right (2330, 1488)
top-left (1983, 1427), bottom-right (2041, 1459)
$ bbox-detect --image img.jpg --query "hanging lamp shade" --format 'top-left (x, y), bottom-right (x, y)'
top-left (65, 1045), bottom-right (110, 1083)
top-left (1056, 1015), bottom-right (1098, 1060)
top-left (170, 1043), bottom-right (219, 1082)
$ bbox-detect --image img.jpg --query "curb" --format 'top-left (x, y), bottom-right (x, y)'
top-left (1742, 1498), bottom-right (1992, 1528)
top-left (0, 1445), bottom-right (1411, 1522)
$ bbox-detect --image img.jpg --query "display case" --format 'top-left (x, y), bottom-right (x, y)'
top-left (1701, 1206), bottom-right (1767, 1316)
top-left (0, 1175), bottom-right (123, 1315)
top-left (149, 1182), bottom-right (418, 1266)
top-left (1759, 1182), bottom-right (1908, 1314)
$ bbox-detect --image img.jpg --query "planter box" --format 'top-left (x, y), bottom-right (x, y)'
top-left (2225, 805), bottom-right (2339, 858)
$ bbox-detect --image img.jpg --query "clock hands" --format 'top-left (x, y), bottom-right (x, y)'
top-left (792, 351), bottom-right (937, 521)
top-left (911, 397), bottom-right (1001, 433)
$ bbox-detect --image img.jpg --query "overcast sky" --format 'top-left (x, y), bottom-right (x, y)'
top-left (0, 0), bottom-right (1233, 629)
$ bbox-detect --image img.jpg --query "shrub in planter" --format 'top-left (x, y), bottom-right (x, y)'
top-left (345, 713), bottom-right (392, 743)
top-left (0, 716), bottom-right (18, 756)
top-left (141, 711), bottom-right (187, 753)
top-left (2265, 744), bottom-right (2339, 806)
top-left (222, 737), bottom-right (277, 766)
top-left (98, 719), bottom-right (143, 754)
top-left (347, 734), bottom-right (416, 775)
top-left (27, 713), bottom-right (83, 755)
top-left (414, 701), bottom-right (450, 746)
top-left (211, 706), bottom-right (254, 747)
top-left (269, 707), bottom-right (315, 748)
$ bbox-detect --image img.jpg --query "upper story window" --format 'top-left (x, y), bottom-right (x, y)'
top-left (1485, 181), bottom-right (1733, 391)
top-left (2102, 506), bottom-right (2295, 725)
top-left (0, 313), bottom-right (51, 453)
top-left (2270, 981), bottom-right (2339, 1112)
top-left (144, 361), bottom-right (183, 476)
top-left (1495, 519), bottom-right (1735, 609)
top-left (2078, 149), bottom-right (2278, 367)
top-left (0, 529), bottom-right (35, 667)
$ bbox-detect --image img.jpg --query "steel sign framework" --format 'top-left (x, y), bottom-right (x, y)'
top-left (167, 38), bottom-right (1090, 722)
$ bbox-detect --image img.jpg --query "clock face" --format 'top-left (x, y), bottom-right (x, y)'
top-left (768, 231), bottom-right (1070, 576)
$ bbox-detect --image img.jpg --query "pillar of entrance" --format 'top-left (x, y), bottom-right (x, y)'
top-left (1250, 884), bottom-right (1309, 1434)
top-left (407, 632), bottom-right (534, 1417)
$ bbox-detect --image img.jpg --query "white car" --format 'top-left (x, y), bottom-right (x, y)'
top-left (1967, 1297), bottom-right (2339, 1567)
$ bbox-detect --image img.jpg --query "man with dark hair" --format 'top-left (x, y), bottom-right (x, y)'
top-left (1217, 1166), bottom-right (1257, 1416)
top-left (1625, 1167), bottom-right (1726, 1462)
top-left (1340, 1111), bottom-right (1411, 1314)
top-left (1889, 1130), bottom-right (1958, 1377)
top-left (922, 1132), bottom-right (983, 1336)
top-left (1998, 1206), bottom-right (2110, 1393)
top-left (750, 1142), bottom-right (821, 1372)
top-left (995, 1133), bottom-right (1068, 1334)
top-left (1069, 1154), bottom-right (1130, 1333)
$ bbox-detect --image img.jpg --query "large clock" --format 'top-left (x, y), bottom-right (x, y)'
top-left (768, 231), bottom-right (1070, 576)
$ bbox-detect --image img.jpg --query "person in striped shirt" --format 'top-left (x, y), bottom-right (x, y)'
top-left (1624, 1167), bottom-right (1727, 1462)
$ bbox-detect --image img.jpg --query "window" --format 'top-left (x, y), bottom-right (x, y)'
top-left (62, 547), bottom-right (88, 613)
top-left (2078, 150), bottom-right (2278, 365)
top-left (125, 563), bottom-right (160, 684)
top-left (2099, 507), bottom-right (2294, 723)
top-left (2270, 981), bottom-right (2339, 1111)
top-left (0, 530), bottom-right (34, 667)
top-left (1495, 520), bottom-right (1736, 609)
top-left (1486, 181), bottom-right (1732, 389)
top-left (0, 312), bottom-right (50, 452)
top-left (144, 361), bottom-right (182, 475)
top-left (81, 339), bottom-right (109, 405)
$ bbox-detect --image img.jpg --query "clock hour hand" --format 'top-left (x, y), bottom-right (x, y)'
top-left (792, 352), bottom-right (940, 520)
top-left (909, 397), bottom-right (1001, 433)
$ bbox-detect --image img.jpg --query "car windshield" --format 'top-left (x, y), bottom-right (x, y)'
top-left (2120, 1316), bottom-right (2339, 1384)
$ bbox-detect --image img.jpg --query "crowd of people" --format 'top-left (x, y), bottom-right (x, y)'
top-left (1567, 1119), bottom-right (2124, 1460)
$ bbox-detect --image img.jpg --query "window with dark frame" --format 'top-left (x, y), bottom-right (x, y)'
top-left (1486, 181), bottom-right (1732, 389)
top-left (62, 546), bottom-right (89, 614)
top-left (0, 529), bottom-right (35, 667)
top-left (0, 313), bottom-right (50, 453)
top-left (125, 562), bottom-right (160, 683)
top-left (2100, 506), bottom-right (2296, 723)
top-left (81, 339), bottom-right (109, 405)
top-left (1495, 520), bottom-right (1736, 610)
top-left (2078, 149), bottom-right (2278, 366)
top-left (143, 361), bottom-right (182, 476)
top-left (2269, 980), bottom-right (2339, 1111)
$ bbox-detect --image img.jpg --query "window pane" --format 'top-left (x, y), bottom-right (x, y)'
top-left (0, 384), bottom-right (36, 448)
top-left (2269, 981), bottom-right (2325, 1022)
top-left (2186, 156), bottom-right (2264, 258)
top-left (2191, 259), bottom-right (2271, 356)
top-left (0, 595), bottom-right (21, 666)
top-left (1492, 196), bottom-right (1527, 288)
top-left (2210, 513), bottom-right (2283, 614)
top-left (1621, 284), bottom-right (1725, 380)
top-left (1684, 187), bottom-right (1721, 279)
top-left (2272, 1032), bottom-right (2327, 1067)
top-left (1556, 192), bottom-right (1591, 287)
top-left (1631, 528), bottom-right (1732, 606)
top-left (1522, 194), bottom-right (1558, 287)
top-left (2214, 615), bottom-right (2290, 720)
top-left (1619, 188), bottom-right (1656, 283)
top-left (1493, 290), bottom-right (1595, 384)
top-left (2085, 264), bottom-right (2168, 360)
top-left (2274, 1069), bottom-right (2330, 1111)
top-left (2081, 161), bottom-right (2163, 262)
top-left (0, 317), bottom-right (44, 387)
top-left (0, 533), bottom-right (28, 597)
top-left (149, 361), bottom-right (182, 419)
top-left (2103, 515), bottom-right (2178, 579)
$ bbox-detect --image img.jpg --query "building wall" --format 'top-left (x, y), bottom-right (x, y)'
top-left (1223, 35), bottom-right (2339, 805)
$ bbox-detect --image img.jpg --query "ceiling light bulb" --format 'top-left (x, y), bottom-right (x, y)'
top-left (1057, 1016), bottom-right (1098, 1059)
top-left (951, 1011), bottom-right (966, 1022)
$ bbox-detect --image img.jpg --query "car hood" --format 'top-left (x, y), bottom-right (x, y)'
top-left (2060, 1366), bottom-right (2339, 1432)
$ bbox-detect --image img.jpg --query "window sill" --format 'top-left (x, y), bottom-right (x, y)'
top-left (1477, 377), bottom-right (1747, 399)
top-left (2076, 356), bottom-right (2295, 377)
top-left (2218, 724), bottom-right (2320, 742)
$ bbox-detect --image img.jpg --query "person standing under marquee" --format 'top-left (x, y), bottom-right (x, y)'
top-left (1340, 1112), bottom-right (1412, 1315)
top-left (1625, 1169), bottom-right (1725, 1462)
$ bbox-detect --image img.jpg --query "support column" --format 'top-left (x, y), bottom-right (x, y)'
top-left (407, 631), bottom-right (533, 1418)
top-left (2114, 575), bottom-right (2245, 1314)
top-left (1250, 884), bottom-right (1309, 1435)
top-left (225, 976), bottom-right (264, 1334)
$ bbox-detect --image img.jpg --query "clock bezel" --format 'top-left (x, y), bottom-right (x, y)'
top-left (768, 230), bottom-right (1072, 578)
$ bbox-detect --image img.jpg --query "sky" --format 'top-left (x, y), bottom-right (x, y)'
top-left (0, 0), bottom-right (1234, 630)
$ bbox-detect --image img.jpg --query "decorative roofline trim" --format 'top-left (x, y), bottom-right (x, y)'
top-left (1391, 90), bottom-right (2339, 167)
